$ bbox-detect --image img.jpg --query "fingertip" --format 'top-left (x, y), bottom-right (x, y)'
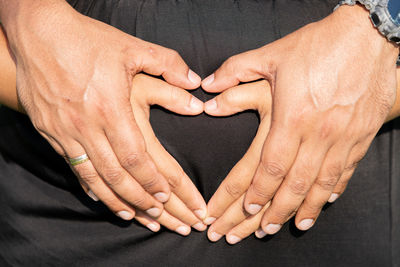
top-left (188, 69), bottom-right (202, 87)
top-left (201, 73), bottom-right (215, 89)
top-left (189, 96), bottom-right (204, 114)
top-left (153, 192), bottom-right (170, 203)
top-left (245, 203), bottom-right (262, 215)
top-left (194, 209), bottom-right (207, 220)
top-left (203, 217), bottom-right (216, 225)
top-left (327, 193), bottom-right (339, 203)
top-left (146, 223), bottom-right (161, 232)
top-left (208, 230), bottom-right (222, 242)
top-left (204, 99), bottom-right (218, 114)
top-left (87, 190), bottom-right (99, 202)
top-left (296, 218), bottom-right (314, 231)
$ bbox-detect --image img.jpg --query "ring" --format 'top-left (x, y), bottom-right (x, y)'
top-left (69, 154), bottom-right (89, 166)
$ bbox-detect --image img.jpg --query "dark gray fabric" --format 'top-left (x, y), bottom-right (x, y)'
top-left (0, 0), bottom-right (399, 266)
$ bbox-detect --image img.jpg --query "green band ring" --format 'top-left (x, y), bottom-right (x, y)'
top-left (69, 154), bottom-right (89, 166)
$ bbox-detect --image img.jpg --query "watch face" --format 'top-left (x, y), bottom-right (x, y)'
top-left (388, 0), bottom-right (400, 26)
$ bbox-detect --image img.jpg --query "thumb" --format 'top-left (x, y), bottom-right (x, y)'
top-left (204, 80), bottom-right (271, 117)
top-left (201, 48), bottom-right (269, 93)
top-left (133, 74), bottom-right (204, 116)
top-left (133, 41), bottom-right (201, 90)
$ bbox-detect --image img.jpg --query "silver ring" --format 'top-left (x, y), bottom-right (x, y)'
top-left (69, 154), bottom-right (89, 166)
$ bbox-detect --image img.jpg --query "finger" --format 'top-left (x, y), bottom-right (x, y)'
top-left (82, 133), bottom-right (164, 218)
top-left (207, 194), bottom-right (270, 243)
top-left (332, 139), bottom-right (371, 197)
top-left (225, 204), bottom-right (269, 245)
top-left (244, 127), bottom-right (300, 215)
top-left (103, 104), bottom-right (171, 202)
top-left (153, 209), bottom-right (192, 236)
top-left (132, 81), bottom-right (208, 220)
top-left (65, 141), bottom-right (136, 220)
top-left (134, 211), bottom-right (161, 232)
top-left (134, 74), bottom-right (204, 115)
top-left (201, 49), bottom-right (268, 93)
top-left (133, 41), bottom-right (201, 89)
top-left (203, 81), bottom-right (271, 224)
top-left (294, 143), bottom-right (352, 231)
top-left (204, 80), bottom-right (271, 117)
top-left (260, 141), bottom-right (328, 234)
top-left (164, 194), bottom-right (207, 232)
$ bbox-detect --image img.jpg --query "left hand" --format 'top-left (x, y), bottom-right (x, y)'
top-left (202, 4), bottom-right (399, 235)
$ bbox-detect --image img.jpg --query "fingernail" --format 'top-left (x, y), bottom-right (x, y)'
top-left (87, 190), bottom-right (99, 201)
top-left (298, 219), bottom-right (314, 231)
top-left (176, 225), bottom-right (191, 236)
top-left (153, 192), bottom-right (168, 203)
top-left (209, 231), bottom-right (222, 242)
top-left (117, 211), bottom-right (133, 221)
top-left (226, 235), bottom-right (242, 245)
top-left (189, 97), bottom-right (203, 112)
top-left (192, 222), bottom-right (207, 231)
top-left (146, 223), bottom-right (160, 232)
top-left (146, 207), bottom-right (162, 217)
top-left (255, 229), bottom-right (267, 239)
top-left (188, 69), bottom-right (201, 84)
top-left (328, 193), bottom-right (339, 203)
top-left (204, 217), bottom-right (216, 225)
top-left (202, 73), bottom-right (215, 87)
top-left (247, 204), bottom-right (262, 215)
top-left (194, 209), bottom-right (207, 219)
top-left (205, 99), bottom-right (217, 111)
top-left (264, 224), bottom-right (282, 235)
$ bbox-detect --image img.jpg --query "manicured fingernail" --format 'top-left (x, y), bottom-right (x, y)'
top-left (255, 229), bottom-right (267, 239)
top-left (226, 235), bottom-right (242, 245)
top-left (205, 99), bottom-right (217, 111)
top-left (264, 224), bottom-right (282, 235)
top-left (87, 190), bottom-right (99, 201)
top-left (204, 217), bottom-right (216, 225)
top-left (328, 193), bottom-right (339, 203)
top-left (209, 231), bottom-right (222, 242)
top-left (247, 204), bottom-right (262, 215)
top-left (117, 211), bottom-right (133, 221)
top-left (189, 97), bottom-right (203, 112)
top-left (146, 223), bottom-right (160, 232)
top-left (188, 69), bottom-right (201, 84)
top-left (146, 207), bottom-right (162, 217)
top-left (153, 192), bottom-right (168, 202)
top-left (298, 219), bottom-right (314, 231)
top-left (194, 209), bottom-right (207, 219)
top-left (192, 222), bottom-right (207, 231)
top-left (176, 225), bottom-right (191, 236)
top-left (202, 73), bottom-right (215, 87)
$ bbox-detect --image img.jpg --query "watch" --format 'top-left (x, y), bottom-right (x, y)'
top-left (335, 0), bottom-right (400, 64)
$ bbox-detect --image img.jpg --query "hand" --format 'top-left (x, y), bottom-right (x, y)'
top-left (0, 1), bottom-right (205, 222)
top-left (125, 74), bottom-right (207, 235)
top-left (203, 80), bottom-right (272, 243)
top-left (202, 5), bottom-right (399, 234)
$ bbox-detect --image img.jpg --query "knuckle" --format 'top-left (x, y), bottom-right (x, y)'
top-left (78, 169), bottom-right (98, 184)
top-left (288, 177), bottom-right (310, 196)
top-left (315, 175), bottom-right (338, 191)
top-left (141, 176), bottom-right (160, 191)
top-left (130, 195), bottom-right (148, 208)
top-left (260, 161), bottom-right (286, 180)
top-left (167, 174), bottom-right (183, 190)
top-left (251, 182), bottom-right (273, 200)
top-left (120, 153), bottom-right (143, 169)
top-left (223, 181), bottom-right (243, 199)
top-left (103, 167), bottom-right (125, 186)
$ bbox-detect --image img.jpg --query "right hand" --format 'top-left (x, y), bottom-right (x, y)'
top-left (0, 1), bottom-right (205, 222)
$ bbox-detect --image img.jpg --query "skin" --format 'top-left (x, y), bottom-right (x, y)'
top-left (0, 0), bottom-right (207, 224)
top-left (202, 4), bottom-right (400, 236)
top-left (1, 23), bottom-right (400, 243)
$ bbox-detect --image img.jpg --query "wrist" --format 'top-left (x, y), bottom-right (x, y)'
top-left (332, 4), bottom-right (398, 61)
top-left (0, 0), bottom-right (66, 40)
